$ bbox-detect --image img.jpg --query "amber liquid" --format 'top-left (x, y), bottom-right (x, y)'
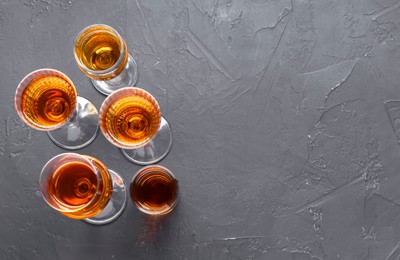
top-left (47, 158), bottom-right (112, 219)
top-left (75, 28), bottom-right (122, 71)
top-left (130, 167), bottom-right (178, 214)
top-left (49, 162), bottom-right (98, 206)
top-left (102, 90), bottom-right (161, 147)
top-left (20, 76), bottom-right (76, 128)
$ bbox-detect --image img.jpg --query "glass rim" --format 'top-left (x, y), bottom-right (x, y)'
top-left (131, 164), bottom-right (177, 183)
top-left (39, 152), bottom-right (103, 213)
top-left (73, 23), bottom-right (127, 77)
top-left (14, 68), bottom-right (77, 131)
top-left (99, 87), bottom-right (161, 149)
top-left (130, 164), bottom-right (179, 215)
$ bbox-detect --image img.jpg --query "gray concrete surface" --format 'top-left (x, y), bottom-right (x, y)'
top-left (1, 0), bottom-right (400, 259)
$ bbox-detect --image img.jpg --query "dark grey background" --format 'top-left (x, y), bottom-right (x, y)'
top-left (1, 0), bottom-right (400, 259)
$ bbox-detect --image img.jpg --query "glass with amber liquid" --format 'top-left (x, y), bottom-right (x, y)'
top-left (40, 153), bottom-right (126, 224)
top-left (74, 24), bottom-right (138, 95)
top-left (100, 87), bottom-right (173, 165)
top-left (130, 165), bottom-right (178, 215)
top-left (15, 69), bottom-right (99, 149)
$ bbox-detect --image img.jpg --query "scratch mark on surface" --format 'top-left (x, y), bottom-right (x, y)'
top-left (295, 173), bottom-right (364, 214)
top-left (316, 98), bottom-right (361, 124)
top-left (194, 236), bottom-right (267, 247)
top-left (190, 0), bottom-right (208, 18)
top-left (372, 0), bottom-right (400, 20)
top-left (324, 59), bottom-right (358, 104)
top-left (214, 236), bottom-right (266, 241)
top-left (253, 5), bottom-right (292, 130)
top-left (135, 0), bottom-right (159, 55)
top-left (185, 29), bottom-right (235, 81)
top-left (374, 193), bottom-right (400, 209)
top-left (186, 0), bottom-right (238, 61)
top-left (252, 7), bottom-right (293, 38)
top-left (253, 6), bottom-right (292, 95)
top-left (58, 243), bottom-right (115, 248)
top-left (220, 87), bottom-right (250, 110)
top-left (301, 59), bottom-right (356, 76)
top-left (386, 241), bottom-right (400, 260)
top-left (384, 100), bottom-right (400, 144)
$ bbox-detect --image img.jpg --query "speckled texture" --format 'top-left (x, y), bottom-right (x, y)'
top-left (1, 0), bottom-right (400, 259)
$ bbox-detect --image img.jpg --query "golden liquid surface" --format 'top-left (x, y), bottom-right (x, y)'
top-left (47, 157), bottom-right (112, 219)
top-left (20, 76), bottom-right (76, 128)
top-left (130, 167), bottom-right (178, 213)
top-left (76, 30), bottom-right (121, 71)
top-left (103, 93), bottom-right (160, 147)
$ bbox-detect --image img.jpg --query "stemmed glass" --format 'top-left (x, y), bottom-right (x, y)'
top-left (74, 24), bottom-right (138, 95)
top-left (130, 165), bottom-right (179, 215)
top-left (39, 153), bottom-right (126, 224)
top-left (99, 87), bottom-right (173, 165)
top-left (15, 69), bottom-right (99, 150)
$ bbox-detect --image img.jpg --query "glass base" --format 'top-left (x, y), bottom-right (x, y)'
top-left (121, 117), bottom-right (173, 165)
top-left (47, 96), bottom-right (99, 150)
top-left (84, 169), bottom-right (127, 225)
top-left (91, 54), bottom-right (138, 95)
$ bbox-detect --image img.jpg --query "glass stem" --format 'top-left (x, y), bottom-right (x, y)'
top-left (91, 54), bottom-right (138, 95)
top-left (47, 96), bottom-right (99, 150)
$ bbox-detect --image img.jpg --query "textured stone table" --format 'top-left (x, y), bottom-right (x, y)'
top-left (1, 0), bottom-right (400, 259)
